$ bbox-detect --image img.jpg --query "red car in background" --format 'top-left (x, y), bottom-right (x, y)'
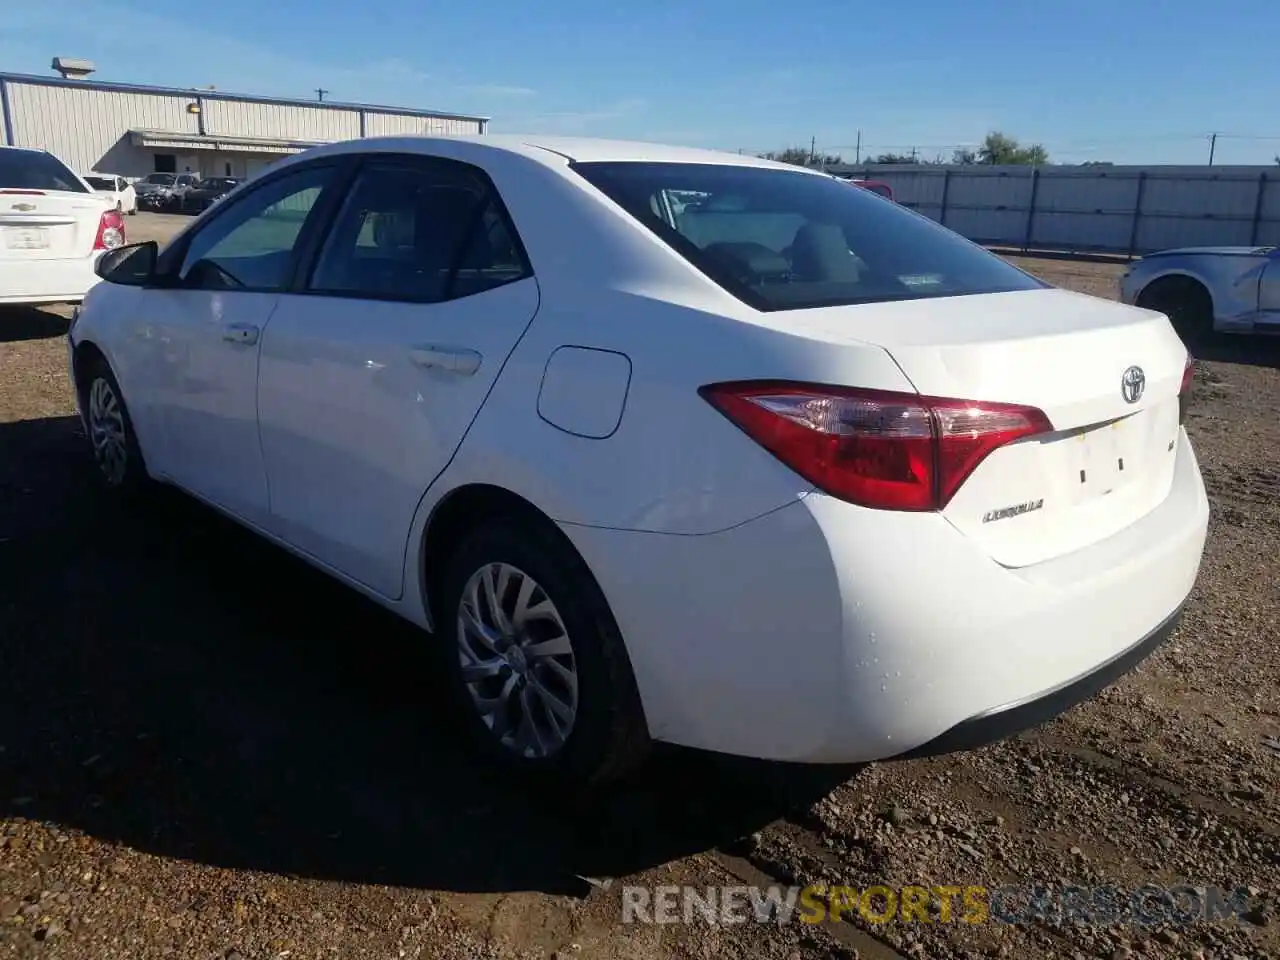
top-left (849, 178), bottom-right (894, 201)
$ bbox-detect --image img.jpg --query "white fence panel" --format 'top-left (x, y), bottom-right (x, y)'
top-left (828, 163), bottom-right (1279, 256)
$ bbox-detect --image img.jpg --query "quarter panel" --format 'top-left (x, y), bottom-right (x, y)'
top-left (421, 289), bottom-right (916, 537)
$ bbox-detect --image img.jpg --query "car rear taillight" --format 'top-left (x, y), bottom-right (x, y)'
top-left (1178, 355), bottom-right (1194, 425)
top-left (94, 209), bottom-right (125, 251)
top-left (699, 381), bottom-right (1053, 511)
top-left (0, 189), bottom-right (46, 195)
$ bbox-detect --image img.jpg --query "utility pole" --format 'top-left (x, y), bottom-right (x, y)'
top-left (911, 146), bottom-right (919, 163)
top-left (1208, 132), bottom-right (1218, 166)
top-left (809, 136), bottom-right (817, 166)
top-left (855, 129), bottom-right (861, 165)
top-left (316, 87), bottom-right (329, 102)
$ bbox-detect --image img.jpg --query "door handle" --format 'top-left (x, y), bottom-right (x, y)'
top-left (222, 323), bottom-right (260, 346)
top-left (409, 345), bottom-right (482, 376)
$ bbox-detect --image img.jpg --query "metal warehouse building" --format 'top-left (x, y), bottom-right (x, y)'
top-left (0, 64), bottom-right (488, 180)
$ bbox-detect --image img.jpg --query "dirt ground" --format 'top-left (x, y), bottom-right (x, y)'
top-left (1, 216), bottom-right (1277, 960)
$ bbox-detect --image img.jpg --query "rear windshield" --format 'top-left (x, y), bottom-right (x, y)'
top-left (0, 150), bottom-right (88, 193)
top-left (84, 176), bottom-right (116, 191)
top-left (144, 174), bottom-right (176, 185)
top-left (573, 161), bottom-right (1043, 312)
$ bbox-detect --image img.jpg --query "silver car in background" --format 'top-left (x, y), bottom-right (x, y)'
top-left (1119, 245), bottom-right (1280, 345)
top-left (133, 172), bottom-right (200, 211)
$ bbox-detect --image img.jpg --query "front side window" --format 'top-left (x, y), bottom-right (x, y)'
top-left (573, 161), bottom-right (1043, 312)
top-left (0, 150), bottom-right (87, 193)
top-left (308, 158), bottom-right (529, 302)
top-left (177, 164), bottom-right (334, 291)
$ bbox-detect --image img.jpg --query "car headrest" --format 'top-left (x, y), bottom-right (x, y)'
top-left (789, 223), bottom-right (859, 282)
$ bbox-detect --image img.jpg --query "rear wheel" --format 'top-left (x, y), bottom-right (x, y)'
top-left (435, 516), bottom-right (650, 789)
top-left (1137, 276), bottom-right (1214, 346)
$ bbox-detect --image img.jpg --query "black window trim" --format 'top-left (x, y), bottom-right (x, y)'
top-left (289, 151), bottom-right (534, 306)
top-left (151, 156), bottom-right (360, 294)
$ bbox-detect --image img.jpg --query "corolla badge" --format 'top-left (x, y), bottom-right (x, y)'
top-left (1121, 365), bottom-right (1146, 404)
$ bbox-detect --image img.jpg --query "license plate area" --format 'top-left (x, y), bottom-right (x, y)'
top-left (1069, 413), bottom-right (1145, 503)
top-left (3, 226), bottom-right (49, 250)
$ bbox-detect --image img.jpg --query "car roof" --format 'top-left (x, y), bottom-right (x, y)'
top-left (317, 134), bottom-right (824, 173)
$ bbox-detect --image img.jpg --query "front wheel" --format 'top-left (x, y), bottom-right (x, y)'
top-left (80, 356), bottom-right (150, 499)
top-left (436, 516), bottom-right (651, 788)
top-left (1137, 277), bottom-right (1214, 347)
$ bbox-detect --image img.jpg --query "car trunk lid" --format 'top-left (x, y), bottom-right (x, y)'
top-left (0, 189), bottom-right (108, 262)
top-left (771, 287), bottom-right (1189, 567)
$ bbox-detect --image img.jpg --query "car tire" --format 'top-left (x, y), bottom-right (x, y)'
top-left (435, 515), bottom-right (651, 789)
top-left (80, 355), bottom-right (151, 500)
top-left (1138, 277), bottom-right (1214, 347)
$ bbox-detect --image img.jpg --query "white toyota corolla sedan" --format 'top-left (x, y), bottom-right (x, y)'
top-left (69, 135), bottom-right (1209, 786)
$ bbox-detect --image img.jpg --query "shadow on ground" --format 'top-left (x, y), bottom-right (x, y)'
top-left (1194, 334), bottom-right (1280, 370)
top-left (0, 306), bottom-right (72, 343)
top-left (0, 414), bottom-right (854, 897)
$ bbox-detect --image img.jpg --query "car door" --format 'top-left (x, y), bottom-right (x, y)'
top-left (256, 154), bottom-right (539, 598)
top-left (137, 161), bottom-right (344, 526)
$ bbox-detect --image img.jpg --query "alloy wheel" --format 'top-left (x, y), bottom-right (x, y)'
top-left (455, 562), bottom-right (579, 759)
top-left (88, 377), bottom-right (128, 487)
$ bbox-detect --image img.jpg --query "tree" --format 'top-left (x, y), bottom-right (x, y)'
top-left (976, 131), bottom-right (1049, 165)
top-left (951, 147), bottom-right (978, 165)
top-left (760, 146), bottom-right (842, 167)
top-left (871, 152), bottom-right (916, 164)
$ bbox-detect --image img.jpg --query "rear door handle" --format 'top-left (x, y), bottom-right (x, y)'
top-left (409, 345), bottom-right (482, 376)
top-left (221, 322), bottom-right (260, 346)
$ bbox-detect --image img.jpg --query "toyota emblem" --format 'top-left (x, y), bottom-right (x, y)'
top-left (1121, 366), bottom-right (1146, 404)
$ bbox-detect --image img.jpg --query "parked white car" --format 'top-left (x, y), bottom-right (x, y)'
top-left (67, 136), bottom-right (1208, 786)
top-left (1, 145), bottom-right (126, 306)
top-left (82, 172), bottom-right (138, 215)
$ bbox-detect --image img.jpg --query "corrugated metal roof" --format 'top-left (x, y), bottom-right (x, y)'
top-left (0, 70), bottom-right (489, 123)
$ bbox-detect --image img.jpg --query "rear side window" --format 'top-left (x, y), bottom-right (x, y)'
top-left (573, 161), bottom-right (1042, 312)
top-left (0, 150), bottom-right (87, 193)
top-left (307, 158), bottom-right (530, 303)
top-left (84, 176), bottom-right (116, 191)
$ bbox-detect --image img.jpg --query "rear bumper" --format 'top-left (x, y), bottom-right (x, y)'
top-left (0, 256), bottom-right (101, 305)
top-left (893, 603), bottom-right (1183, 759)
top-left (562, 429), bottom-right (1209, 764)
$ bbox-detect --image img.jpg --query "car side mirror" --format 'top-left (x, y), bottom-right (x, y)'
top-left (95, 240), bottom-right (159, 285)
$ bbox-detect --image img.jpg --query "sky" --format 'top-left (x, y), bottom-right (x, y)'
top-left (4, 0), bottom-right (1279, 166)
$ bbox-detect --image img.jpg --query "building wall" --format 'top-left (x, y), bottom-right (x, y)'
top-left (201, 99), bottom-right (361, 143)
top-left (0, 75), bottom-right (486, 179)
top-left (829, 163), bottom-right (1280, 255)
top-left (7, 81), bottom-right (196, 175)
top-left (363, 112), bottom-right (487, 137)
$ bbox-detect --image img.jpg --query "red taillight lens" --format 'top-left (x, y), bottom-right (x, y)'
top-left (94, 209), bottom-right (126, 251)
top-left (1178, 355), bottom-right (1194, 424)
top-left (699, 381), bottom-right (1053, 511)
